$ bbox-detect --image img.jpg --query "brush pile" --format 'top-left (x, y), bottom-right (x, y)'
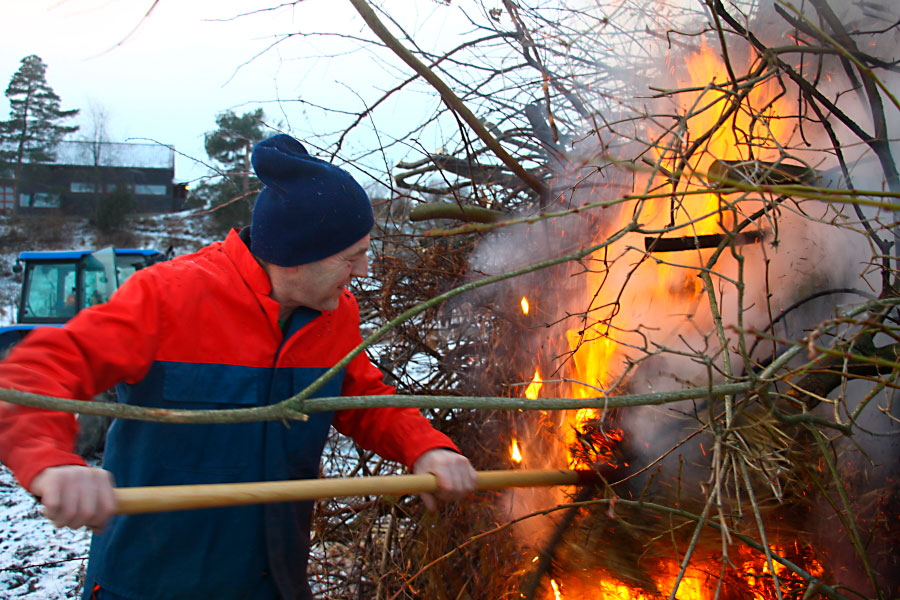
top-left (302, 0), bottom-right (900, 598)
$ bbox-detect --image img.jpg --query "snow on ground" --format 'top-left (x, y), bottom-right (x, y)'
top-left (0, 464), bottom-right (91, 599)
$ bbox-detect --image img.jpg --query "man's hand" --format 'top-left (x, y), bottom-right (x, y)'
top-left (29, 465), bottom-right (117, 533)
top-left (412, 449), bottom-right (477, 511)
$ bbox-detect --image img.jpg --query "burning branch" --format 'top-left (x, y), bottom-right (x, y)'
top-left (644, 229), bottom-right (765, 253)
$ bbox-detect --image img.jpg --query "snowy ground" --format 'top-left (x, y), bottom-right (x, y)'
top-left (0, 464), bottom-right (91, 599)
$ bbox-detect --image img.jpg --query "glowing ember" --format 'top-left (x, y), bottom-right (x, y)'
top-left (521, 296), bottom-right (531, 315)
top-left (567, 421), bottom-right (625, 471)
top-left (510, 438), bottom-right (523, 464)
top-left (550, 579), bottom-right (563, 599)
top-left (543, 563), bottom-right (715, 600)
top-left (538, 541), bottom-right (827, 599)
top-left (525, 368), bottom-right (543, 400)
top-left (736, 544), bottom-right (825, 599)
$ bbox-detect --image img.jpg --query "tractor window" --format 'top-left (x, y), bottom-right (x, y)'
top-left (83, 248), bottom-right (119, 307)
top-left (22, 263), bottom-right (78, 320)
top-left (115, 256), bottom-right (146, 283)
top-left (83, 268), bottom-right (113, 306)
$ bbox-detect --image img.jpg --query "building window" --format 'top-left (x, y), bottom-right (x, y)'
top-left (104, 183), bottom-right (136, 194)
top-left (134, 184), bottom-right (167, 196)
top-left (70, 182), bottom-right (97, 193)
top-left (0, 186), bottom-right (13, 211)
top-left (20, 193), bottom-right (62, 208)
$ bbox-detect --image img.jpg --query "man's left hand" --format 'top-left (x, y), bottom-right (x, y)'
top-left (412, 449), bottom-right (477, 511)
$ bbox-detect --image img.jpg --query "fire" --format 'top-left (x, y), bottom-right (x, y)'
top-left (737, 544), bottom-right (825, 599)
top-left (542, 550), bottom-right (823, 600)
top-left (510, 438), bottom-right (523, 463)
top-left (550, 579), bottom-right (563, 600)
top-left (521, 296), bottom-right (531, 315)
top-left (524, 368), bottom-right (543, 400)
top-left (565, 328), bottom-right (616, 397)
top-left (545, 563), bottom-right (712, 600)
top-left (529, 36), bottom-right (819, 600)
top-left (548, 32), bottom-right (796, 471)
top-left (644, 38), bottom-right (792, 238)
top-left (510, 369), bottom-right (543, 465)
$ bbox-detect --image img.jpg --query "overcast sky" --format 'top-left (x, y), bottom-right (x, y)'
top-left (0, 0), bottom-right (473, 186)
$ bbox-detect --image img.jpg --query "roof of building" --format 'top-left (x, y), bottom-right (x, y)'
top-left (50, 141), bottom-right (174, 170)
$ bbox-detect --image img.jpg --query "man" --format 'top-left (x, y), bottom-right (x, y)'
top-left (0, 134), bottom-right (477, 599)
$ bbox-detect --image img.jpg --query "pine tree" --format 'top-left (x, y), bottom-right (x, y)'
top-left (1, 55), bottom-right (80, 205)
top-left (204, 108), bottom-right (266, 196)
top-left (190, 108), bottom-right (269, 233)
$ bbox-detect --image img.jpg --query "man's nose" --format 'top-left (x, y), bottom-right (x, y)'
top-left (351, 255), bottom-right (368, 277)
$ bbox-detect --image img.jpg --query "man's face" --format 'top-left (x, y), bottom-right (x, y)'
top-left (267, 235), bottom-right (370, 313)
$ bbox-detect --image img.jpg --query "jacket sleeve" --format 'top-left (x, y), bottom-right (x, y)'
top-left (0, 270), bottom-right (162, 489)
top-left (330, 298), bottom-right (459, 469)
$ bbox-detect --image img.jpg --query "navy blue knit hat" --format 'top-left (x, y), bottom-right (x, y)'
top-left (250, 134), bottom-right (374, 266)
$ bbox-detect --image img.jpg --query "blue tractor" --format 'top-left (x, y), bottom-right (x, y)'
top-left (0, 247), bottom-right (168, 354)
top-left (0, 247), bottom-right (169, 458)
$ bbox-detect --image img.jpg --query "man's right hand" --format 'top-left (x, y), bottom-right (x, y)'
top-left (29, 465), bottom-right (117, 533)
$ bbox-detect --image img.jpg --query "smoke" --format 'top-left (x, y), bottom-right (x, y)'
top-left (464, 0), bottom-right (900, 592)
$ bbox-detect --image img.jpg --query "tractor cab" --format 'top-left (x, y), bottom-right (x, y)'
top-left (1, 248), bottom-right (166, 352)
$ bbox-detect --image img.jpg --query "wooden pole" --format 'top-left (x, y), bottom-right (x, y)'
top-left (114, 469), bottom-right (598, 515)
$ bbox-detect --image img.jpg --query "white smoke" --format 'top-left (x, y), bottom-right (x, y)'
top-left (470, 0), bottom-right (899, 590)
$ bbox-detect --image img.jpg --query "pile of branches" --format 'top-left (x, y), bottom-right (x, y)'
top-left (304, 0), bottom-right (900, 599)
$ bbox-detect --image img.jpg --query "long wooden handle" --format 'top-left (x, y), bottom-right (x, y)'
top-left (114, 469), bottom-right (597, 515)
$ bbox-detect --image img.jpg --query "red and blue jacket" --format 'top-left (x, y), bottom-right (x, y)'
top-left (0, 229), bottom-right (459, 600)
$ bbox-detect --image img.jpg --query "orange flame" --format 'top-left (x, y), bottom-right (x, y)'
top-left (645, 38), bottom-right (792, 238)
top-left (544, 563), bottom-right (711, 600)
top-left (550, 579), bottom-right (563, 600)
top-left (510, 439), bottom-right (523, 464)
top-left (565, 329), bottom-right (616, 398)
top-left (525, 368), bottom-right (543, 400)
top-left (538, 37), bottom-right (814, 600)
top-left (521, 296), bottom-right (531, 315)
top-left (738, 545), bottom-right (825, 599)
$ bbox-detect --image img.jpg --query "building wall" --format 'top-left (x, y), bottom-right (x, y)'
top-left (1, 163), bottom-right (183, 215)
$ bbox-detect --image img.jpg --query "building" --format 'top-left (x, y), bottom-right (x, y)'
top-left (0, 140), bottom-right (187, 215)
